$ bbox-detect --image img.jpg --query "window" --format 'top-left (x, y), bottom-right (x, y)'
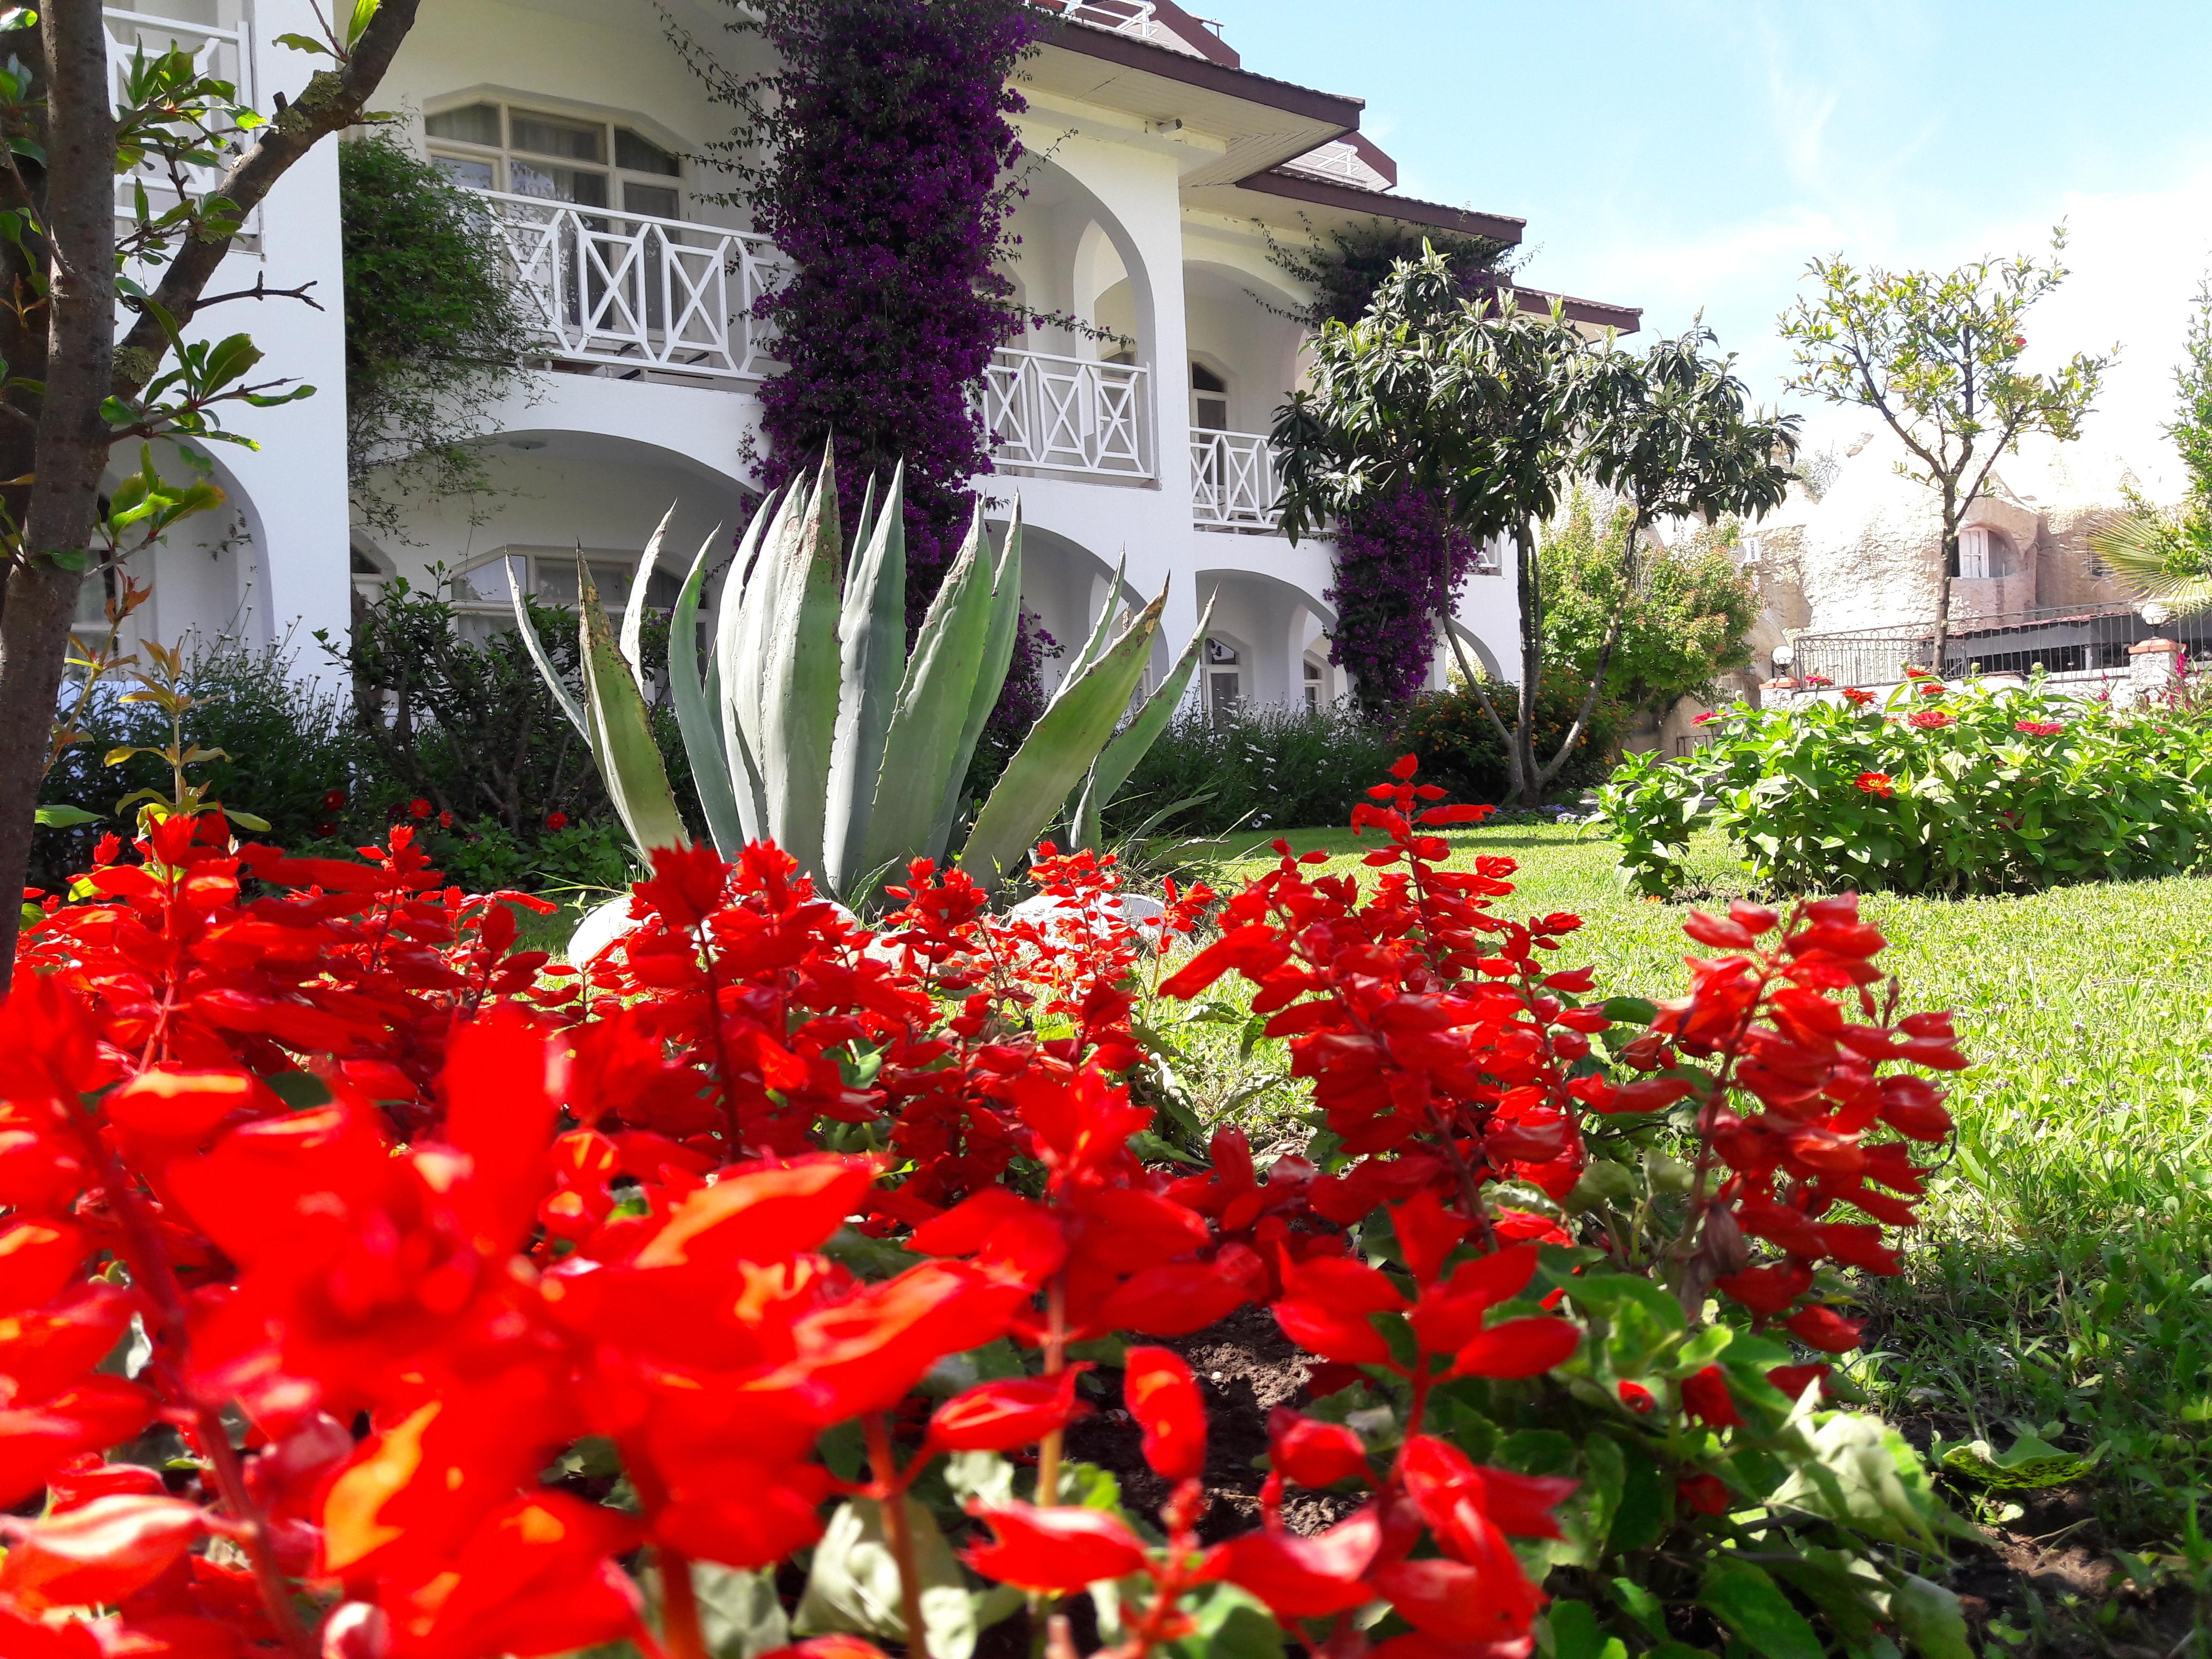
top-left (1190, 361), bottom-right (1229, 432)
top-left (1957, 525), bottom-right (2014, 580)
top-left (1303, 656), bottom-right (1324, 712)
top-left (450, 549), bottom-right (678, 648)
top-left (1205, 635), bottom-right (1241, 721)
top-left (425, 101), bottom-right (684, 220)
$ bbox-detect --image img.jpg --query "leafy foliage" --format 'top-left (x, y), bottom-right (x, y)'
top-left (2091, 274), bottom-right (2212, 616)
top-left (1393, 674), bottom-right (1622, 806)
top-left (1325, 483), bottom-right (1489, 715)
top-left (1259, 214), bottom-right (1514, 331)
top-left (1102, 704), bottom-right (1403, 836)
top-left (0, 753), bottom-right (1974, 1657)
top-left (338, 133), bottom-right (540, 538)
top-left (1541, 490), bottom-right (1760, 723)
top-left (1599, 675), bottom-right (2212, 896)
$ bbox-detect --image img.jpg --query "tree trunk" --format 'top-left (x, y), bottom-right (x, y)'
top-left (1535, 511), bottom-right (1645, 794)
top-left (0, 2), bottom-right (118, 988)
top-left (1930, 530), bottom-right (1959, 680)
top-left (1513, 516), bottom-right (1544, 807)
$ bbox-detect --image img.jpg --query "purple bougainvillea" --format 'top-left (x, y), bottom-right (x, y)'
top-left (739, 0), bottom-right (1042, 629)
top-left (1325, 484), bottom-right (1485, 713)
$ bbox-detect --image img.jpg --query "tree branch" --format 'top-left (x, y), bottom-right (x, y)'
top-left (182, 274), bottom-right (326, 312)
top-left (111, 1), bottom-right (422, 399)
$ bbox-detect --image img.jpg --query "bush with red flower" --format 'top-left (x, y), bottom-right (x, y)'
top-left (0, 760), bottom-right (1976, 1656)
top-left (1603, 676), bottom-right (2212, 895)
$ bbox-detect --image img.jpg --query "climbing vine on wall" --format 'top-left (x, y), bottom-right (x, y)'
top-left (1267, 219), bottom-right (1514, 709)
top-left (678, 0), bottom-right (1043, 627)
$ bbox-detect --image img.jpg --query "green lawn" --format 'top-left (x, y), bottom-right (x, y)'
top-left (1170, 820), bottom-right (2212, 1563)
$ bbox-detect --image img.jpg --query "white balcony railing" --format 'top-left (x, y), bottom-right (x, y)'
top-left (1034, 1), bottom-right (1208, 56)
top-left (471, 189), bottom-right (786, 382)
top-left (105, 5), bottom-right (255, 218)
top-left (982, 349), bottom-right (1153, 480)
top-left (1191, 429), bottom-right (1282, 529)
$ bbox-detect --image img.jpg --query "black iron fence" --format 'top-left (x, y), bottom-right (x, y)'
top-left (1791, 602), bottom-right (2212, 687)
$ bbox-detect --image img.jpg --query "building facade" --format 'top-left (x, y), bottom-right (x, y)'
top-left (98, 0), bottom-right (1640, 711)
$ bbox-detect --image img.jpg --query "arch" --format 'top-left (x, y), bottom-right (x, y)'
top-left (1003, 153), bottom-right (1160, 381)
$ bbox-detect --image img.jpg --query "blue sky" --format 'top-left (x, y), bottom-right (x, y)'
top-left (1199, 0), bottom-right (2212, 485)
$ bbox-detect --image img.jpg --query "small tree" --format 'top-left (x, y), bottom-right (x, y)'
top-left (1278, 254), bottom-right (1791, 805)
top-left (2090, 273), bottom-right (2212, 615)
top-left (0, 1), bottom-right (424, 989)
top-left (1540, 490), bottom-right (1761, 724)
top-left (1778, 229), bottom-right (2114, 669)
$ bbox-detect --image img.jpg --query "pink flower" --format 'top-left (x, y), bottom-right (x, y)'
top-left (1802, 674), bottom-right (1833, 687)
top-left (1907, 711), bottom-right (1956, 730)
top-left (1692, 712), bottom-right (1717, 726)
top-left (2015, 720), bottom-right (2064, 736)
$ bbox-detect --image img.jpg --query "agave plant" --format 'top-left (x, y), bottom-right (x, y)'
top-left (514, 448), bottom-right (1213, 904)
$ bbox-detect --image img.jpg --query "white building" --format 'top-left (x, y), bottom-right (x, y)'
top-left (95, 0), bottom-right (1639, 713)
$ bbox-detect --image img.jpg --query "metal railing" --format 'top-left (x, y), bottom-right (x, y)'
top-left (1792, 602), bottom-right (2212, 687)
top-left (1032, 1), bottom-right (1206, 53)
top-left (1190, 429), bottom-right (1281, 528)
top-left (471, 189), bottom-right (787, 382)
top-left (981, 348), bottom-right (1153, 480)
top-left (106, 5), bottom-right (255, 215)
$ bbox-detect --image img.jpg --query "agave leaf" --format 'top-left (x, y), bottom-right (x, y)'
top-left (927, 502), bottom-right (1025, 863)
top-left (960, 582), bottom-right (1166, 891)
top-left (757, 448), bottom-right (845, 877)
top-left (716, 483), bottom-right (795, 844)
top-left (826, 464), bottom-right (907, 897)
top-left (1072, 589), bottom-right (1214, 851)
top-left (862, 502), bottom-right (1000, 879)
top-left (729, 477), bottom-right (809, 780)
top-left (1048, 548), bottom-right (1126, 715)
top-left (577, 558), bottom-right (689, 861)
top-left (619, 502), bottom-right (677, 684)
top-left (506, 558), bottom-right (587, 738)
top-left (671, 523), bottom-right (745, 856)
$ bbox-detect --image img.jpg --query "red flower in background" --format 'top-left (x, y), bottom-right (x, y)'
top-left (1908, 710), bottom-right (1956, 729)
top-left (544, 811), bottom-right (569, 831)
top-left (1856, 772), bottom-right (1894, 796)
top-left (1842, 687), bottom-right (1875, 707)
top-left (408, 797), bottom-right (431, 819)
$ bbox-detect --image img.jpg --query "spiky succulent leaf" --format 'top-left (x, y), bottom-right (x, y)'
top-left (960, 584), bottom-right (1167, 890)
top-left (619, 502), bottom-right (676, 685)
top-left (862, 503), bottom-right (1000, 879)
top-left (576, 558), bottom-right (688, 860)
top-left (756, 450), bottom-right (845, 876)
top-left (826, 464), bottom-right (907, 897)
top-left (1048, 548), bottom-right (1126, 714)
top-left (927, 502), bottom-right (1025, 863)
top-left (1072, 591), bottom-right (1214, 850)
top-left (671, 524), bottom-right (745, 856)
top-left (506, 559), bottom-right (587, 739)
top-left (716, 484), bottom-right (795, 844)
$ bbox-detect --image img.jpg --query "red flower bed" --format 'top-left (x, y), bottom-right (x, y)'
top-left (0, 760), bottom-right (1962, 1657)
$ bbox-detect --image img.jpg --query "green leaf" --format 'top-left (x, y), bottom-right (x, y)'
top-left (272, 30), bottom-right (333, 55)
top-left (221, 806), bottom-right (272, 832)
top-left (926, 502), bottom-right (1025, 863)
top-left (692, 1562), bottom-right (789, 1659)
top-left (345, 0), bottom-right (381, 48)
top-left (862, 503), bottom-right (1002, 876)
top-left (263, 1071), bottom-right (334, 1109)
top-left (714, 483), bottom-right (791, 845)
top-left (960, 582), bottom-right (1166, 890)
top-left (1073, 588), bottom-right (1215, 851)
top-left (793, 1498), bottom-right (977, 1659)
top-left (670, 522), bottom-right (745, 857)
top-left (1551, 1432), bottom-right (1625, 1569)
top-left (1605, 1576), bottom-right (1667, 1640)
top-left (755, 449), bottom-right (845, 877)
top-left (1769, 1411), bottom-right (1968, 1548)
top-left (1171, 1583), bottom-right (1282, 1659)
top-left (1937, 1430), bottom-right (2098, 1490)
top-left (1544, 1601), bottom-right (1626, 1659)
top-left (577, 558), bottom-right (689, 863)
top-left (506, 559), bottom-right (588, 739)
top-left (1696, 1559), bottom-right (1821, 1659)
top-left (941, 1450), bottom-right (1016, 1512)
top-left (825, 464), bottom-right (907, 898)
top-left (1888, 1573), bottom-right (1972, 1659)
top-left (618, 503), bottom-right (676, 685)
top-left (34, 804), bottom-right (99, 828)
top-left (1608, 1444), bottom-right (1667, 1552)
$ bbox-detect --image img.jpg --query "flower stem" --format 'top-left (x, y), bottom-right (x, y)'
top-left (864, 1413), bottom-right (930, 1659)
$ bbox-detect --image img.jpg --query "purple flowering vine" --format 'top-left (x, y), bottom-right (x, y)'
top-left (1325, 483), bottom-right (1485, 713)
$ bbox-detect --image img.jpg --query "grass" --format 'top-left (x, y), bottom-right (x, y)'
top-left (1157, 818), bottom-right (2212, 1563)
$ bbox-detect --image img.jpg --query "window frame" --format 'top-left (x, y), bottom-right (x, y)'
top-left (424, 98), bottom-right (687, 223)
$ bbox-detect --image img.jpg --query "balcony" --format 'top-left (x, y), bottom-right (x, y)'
top-left (472, 188), bottom-right (786, 383)
top-left (105, 4), bottom-right (255, 222)
top-left (1029, 1), bottom-right (1210, 56)
top-left (1190, 429), bottom-right (1282, 530)
top-left (981, 348), bottom-right (1153, 481)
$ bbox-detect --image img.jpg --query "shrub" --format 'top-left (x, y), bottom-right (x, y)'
top-left (1104, 703), bottom-right (1402, 835)
top-left (1394, 675), bottom-right (1623, 805)
top-left (1599, 674), bottom-right (2212, 896)
top-left (2, 764), bottom-right (1976, 1657)
top-left (34, 638), bottom-right (361, 890)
